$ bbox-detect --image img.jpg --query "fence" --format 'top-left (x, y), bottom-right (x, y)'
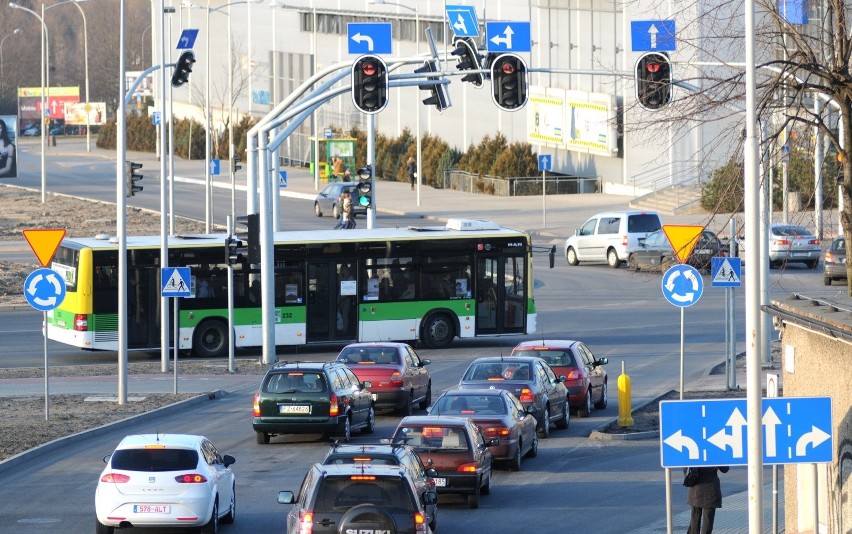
top-left (441, 170), bottom-right (601, 197)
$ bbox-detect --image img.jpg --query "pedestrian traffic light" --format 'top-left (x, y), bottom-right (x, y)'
top-left (356, 166), bottom-right (372, 208)
top-left (225, 235), bottom-right (246, 266)
top-left (125, 161), bottom-right (143, 197)
top-left (414, 60), bottom-right (451, 112)
top-left (235, 213), bottom-right (260, 265)
top-left (171, 51), bottom-right (196, 88)
top-left (232, 155), bottom-right (242, 173)
top-left (490, 53), bottom-right (528, 111)
top-left (635, 52), bottom-right (672, 110)
top-left (451, 37), bottom-right (484, 87)
top-left (351, 55), bottom-right (388, 114)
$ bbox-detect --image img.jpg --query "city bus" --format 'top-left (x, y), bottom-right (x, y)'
top-left (46, 219), bottom-right (540, 357)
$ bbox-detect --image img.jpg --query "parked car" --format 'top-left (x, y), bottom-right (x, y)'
top-left (628, 229), bottom-right (725, 273)
top-left (278, 462), bottom-right (437, 534)
top-left (824, 236), bottom-right (847, 285)
top-left (313, 182), bottom-right (366, 219)
top-left (428, 388), bottom-right (538, 470)
top-left (511, 340), bottom-right (609, 418)
top-left (252, 361), bottom-right (375, 444)
top-left (95, 433), bottom-right (236, 534)
top-left (321, 442), bottom-right (438, 530)
top-left (736, 223), bottom-right (821, 268)
top-left (21, 123), bottom-right (39, 136)
top-left (335, 342), bottom-right (432, 415)
top-left (392, 415), bottom-right (495, 509)
top-left (457, 356), bottom-right (569, 438)
top-left (565, 210), bottom-right (662, 268)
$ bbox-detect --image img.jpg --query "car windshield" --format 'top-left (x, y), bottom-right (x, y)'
top-left (110, 448), bottom-right (198, 472)
top-left (513, 349), bottom-right (575, 367)
top-left (337, 347), bottom-right (399, 365)
top-left (834, 239), bottom-right (846, 252)
top-left (394, 425), bottom-right (470, 451)
top-left (315, 477), bottom-right (414, 513)
top-left (264, 371), bottom-right (327, 393)
top-left (431, 394), bottom-right (506, 416)
top-left (774, 225), bottom-right (811, 237)
top-left (463, 362), bottom-right (531, 381)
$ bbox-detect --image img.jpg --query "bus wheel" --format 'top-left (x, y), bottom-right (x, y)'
top-left (193, 319), bottom-right (228, 358)
top-left (423, 313), bottom-right (454, 349)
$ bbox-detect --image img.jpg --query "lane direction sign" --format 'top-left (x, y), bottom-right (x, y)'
top-left (662, 224), bottom-right (704, 263)
top-left (210, 158), bottom-right (220, 176)
top-left (161, 267), bottom-right (192, 298)
top-left (347, 23), bottom-right (393, 55)
top-left (660, 397), bottom-right (833, 467)
top-left (446, 5), bottom-right (479, 38)
top-left (711, 257), bottom-right (742, 287)
top-left (23, 228), bottom-right (66, 267)
top-left (486, 21), bottom-right (532, 53)
top-left (662, 264), bottom-right (703, 307)
top-left (177, 29), bottom-right (199, 50)
top-left (25, 267), bottom-right (66, 311)
top-left (538, 154), bottom-right (551, 172)
top-left (631, 20), bottom-right (676, 52)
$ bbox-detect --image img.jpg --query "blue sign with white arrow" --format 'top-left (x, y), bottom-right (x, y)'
top-left (486, 21), bottom-right (532, 53)
top-left (661, 264), bottom-right (703, 307)
top-left (711, 257), bottom-right (742, 288)
top-left (631, 20), bottom-right (676, 52)
top-left (538, 154), bottom-right (552, 172)
top-left (210, 159), bottom-right (220, 176)
top-left (347, 23), bottom-right (393, 55)
top-left (446, 5), bottom-right (479, 38)
top-left (24, 268), bottom-right (66, 312)
top-left (161, 267), bottom-right (192, 298)
top-left (660, 397), bottom-right (833, 467)
top-left (177, 29), bottom-right (199, 50)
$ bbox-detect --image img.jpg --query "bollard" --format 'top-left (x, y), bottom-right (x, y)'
top-left (617, 360), bottom-right (634, 427)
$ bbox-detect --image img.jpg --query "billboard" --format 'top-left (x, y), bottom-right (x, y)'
top-left (527, 86), bottom-right (618, 158)
top-left (65, 102), bottom-right (107, 126)
top-left (17, 86), bottom-right (80, 121)
top-left (0, 115), bottom-right (18, 179)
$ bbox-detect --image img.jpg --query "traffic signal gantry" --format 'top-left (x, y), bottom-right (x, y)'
top-left (356, 167), bottom-right (373, 208)
top-left (171, 51), bottom-right (196, 88)
top-left (351, 55), bottom-right (389, 114)
top-left (635, 52), bottom-right (672, 110)
top-left (414, 60), bottom-right (451, 112)
top-left (125, 161), bottom-right (143, 197)
top-left (451, 37), bottom-right (484, 87)
top-left (490, 53), bottom-right (528, 112)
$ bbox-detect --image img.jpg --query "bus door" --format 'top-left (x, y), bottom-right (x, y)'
top-left (475, 255), bottom-right (526, 335)
top-left (306, 261), bottom-right (358, 343)
top-left (128, 267), bottom-right (160, 349)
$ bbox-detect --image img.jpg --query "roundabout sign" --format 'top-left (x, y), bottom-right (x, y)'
top-left (24, 268), bottom-right (66, 311)
top-left (661, 264), bottom-right (703, 307)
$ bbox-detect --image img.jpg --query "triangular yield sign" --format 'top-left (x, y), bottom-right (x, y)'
top-left (22, 228), bottom-right (67, 267)
top-left (662, 224), bottom-right (704, 264)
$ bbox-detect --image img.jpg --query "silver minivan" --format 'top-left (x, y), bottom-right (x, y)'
top-left (564, 210), bottom-right (662, 268)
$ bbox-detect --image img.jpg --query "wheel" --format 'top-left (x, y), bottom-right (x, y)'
top-left (806, 259), bottom-right (819, 269)
top-left (508, 442), bottom-right (522, 471)
top-left (400, 392), bottom-right (414, 416)
top-left (199, 500), bottom-right (218, 534)
top-left (429, 510), bottom-right (438, 533)
top-left (221, 483), bottom-right (236, 524)
top-left (628, 254), bottom-right (639, 271)
top-left (566, 247), bottom-right (579, 266)
top-left (825, 276), bottom-right (832, 286)
top-left (95, 520), bottom-right (114, 534)
top-left (481, 473), bottom-right (491, 495)
top-left (192, 319), bottom-right (228, 358)
top-left (467, 483), bottom-right (481, 509)
top-left (339, 504), bottom-right (396, 533)
top-left (419, 383), bottom-right (432, 410)
top-left (422, 313), bottom-right (455, 349)
top-left (339, 415), bottom-right (351, 442)
top-left (332, 203), bottom-right (340, 219)
top-left (607, 248), bottom-right (620, 268)
top-left (594, 382), bottom-right (608, 410)
top-left (538, 405), bottom-right (551, 438)
top-left (362, 405), bottom-right (375, 434)
top-left (314, 202), bottom-right (323, 217)
top-left (525, 431), bottom-right (538, 458)
top-left (255, 431), bottom-right (269, 444)
top-left (578, 390), bottom-right (592, 418)
top-left (555, 400), bottom-right (570, 428)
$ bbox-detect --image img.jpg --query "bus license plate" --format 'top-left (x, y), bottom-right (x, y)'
top-left (433, 478), bottom-right (447, 487)
top-left (280, 405), bottom-right (311, 414)
top-left (134, 505), bottom-right (169, 514)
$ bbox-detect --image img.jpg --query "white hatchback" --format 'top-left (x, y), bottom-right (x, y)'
top-left (565, 210), bottom-right (662, 268)
top-left (95, 434), bottom-right (236, 534)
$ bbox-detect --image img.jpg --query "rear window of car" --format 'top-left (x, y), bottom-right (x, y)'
top-left (315, 477), bottom-right (414, 512)
top-left (834, 238), bottom-right (846, 252)
top-left (111, 448), bottom-right (198, 472)
top-left (324, 456), bottom-right (398, 466)
top-left (431, 394), bottom-right (506, 416)
top-left (395, 425), bottom-right (470, 451)
top-left (627, 214), bottom-right (662, 233)
top-left (514, 349), bottom-right (575, 367)
top-left (463, 362), bottom-right (532, 381)
top-left (337, 347), bottom-right (400, 364)
top-left (774, 225), bottom-right (811, 237)
top-left (264, 371), bottom-right (327, 393)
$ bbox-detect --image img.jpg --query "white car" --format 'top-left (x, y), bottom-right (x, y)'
top-left (95, 434), bottom-right (236, 534)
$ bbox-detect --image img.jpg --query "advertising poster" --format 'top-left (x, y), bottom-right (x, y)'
top-left (0, 115), bottom-right (18, 179)
top-left (65, 102), bottom-right (107, 126)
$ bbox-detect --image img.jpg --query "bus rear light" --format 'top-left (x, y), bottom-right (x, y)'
top-left (518, 388), bottom-right (534, 403)
top-left (252, 393), bottom-right (261, 417)
top-left (329, 393), bottom-right (339, 416)
top-left (74, 314), bottom-right (88, 331)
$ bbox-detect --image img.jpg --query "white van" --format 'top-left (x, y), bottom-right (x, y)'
top-left (564, 211), bottom-right (662, 268)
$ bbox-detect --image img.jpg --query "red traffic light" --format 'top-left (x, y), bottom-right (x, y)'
top-left (646, 62), bottom-right (661, 73)
top-left (500, 63), bottom-right (516, 75)
top-left (361, 62), bottom-right (378, 76)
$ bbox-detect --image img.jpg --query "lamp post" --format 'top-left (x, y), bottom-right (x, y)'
top-left (0, 28), bottom-right (21, 98)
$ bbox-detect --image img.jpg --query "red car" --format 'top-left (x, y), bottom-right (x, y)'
top-left (511, 340), bottom-right (608, 418)
top-left (336, 342), bottom-right (432, 415)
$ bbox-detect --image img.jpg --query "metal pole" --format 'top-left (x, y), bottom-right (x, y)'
top-left (0, 29), bottom-right (21, 108)
top-left (226, 216), bottom-right (235, 373)
top-left (41, 2), bottom-right (47, 204)
top-left (205, 1), bottom-right (212, 232)
top-left (117, 0), bottom-right (128, 406)
top-left (542, 169), bottom-right (546, 228)
top-left (367, 114), bottom-right (376, 230)
top-left (160, 0), bottom-right (170, 373)
top-left (228, 6), bottom-right (235, 223)
top-left (43, 311), bottom-right (49, 419)
top-left (73, 2), bottom-right (90, 152)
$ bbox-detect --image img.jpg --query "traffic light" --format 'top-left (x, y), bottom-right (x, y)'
top-left (351, 55), bottom-right (388, 114)
top-left (125, 161), bottom-right (143, 197)
top-left (635, 52), bottom-right (672, 110)
top-left (232, 155), bottom-right (242, 173)
top-left (356, 166), bottom-right (372, 208)
top-left (490, 53), bottom-right (528, 112)
top-left (235, 213), bottom-right (260, 265)
top-left (414, 60), bottom-right (451, 112)
top-left (171, 51), bottom-right (196, 88)
top-left (225, 235), bottom-right (246, 266)
top-left (451, 37), bottom-right (484, 87)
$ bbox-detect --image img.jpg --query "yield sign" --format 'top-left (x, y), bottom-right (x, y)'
top-left (662, 224), bottom-right (703, 264)
top-left (22, 228), bottom-right (67, 267)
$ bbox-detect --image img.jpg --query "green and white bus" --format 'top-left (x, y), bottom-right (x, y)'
top-left (47, 219), bottom-right (538, 357)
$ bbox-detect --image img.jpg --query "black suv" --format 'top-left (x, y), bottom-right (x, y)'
top-left (322, 442), bottom-right (438, 531)
top-left (252, 362), bottom-right (375, 444)
top-left (278, 463), bottom-right (438, 534)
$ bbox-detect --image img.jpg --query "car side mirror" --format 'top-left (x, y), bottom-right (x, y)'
top-left (425, 468), bottom-right (438, 478)
top-left (423, 491), bottom-right (438, 505)
top-left (278, 490), bottom-right (296, 504)
top-left (558, 375), bottom-right (567, 383)
top-left (485, 438), bottom-right (499, 447)
top-left (421, 359), bottom-right (431, 366)
top-left (362, 380), bottom-right (372, 389)
top-left (223, 454), bottom-right (236, 467)
top-left (524, 404), bottom-right (537, 415)
top-left (597, 357), bottom-right (608, 366)
top-left (574, 228), bottom-right (581, 236)
top-left (103, 454), bottom-right (111, 464)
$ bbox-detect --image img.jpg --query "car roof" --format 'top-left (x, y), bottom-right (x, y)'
top-left (438, 388), bottom-right (505, 398)
top-left (513, 340), bottom-right (579, 350)
top-left (116, 434), bottom-right (204, 449)
top-left (397, 415), bottom-right (474, 428)
top-left (340, 342), bottom-right (410, 350)
top-left (269, 361), bottom-right (342, 372)
top-left (468, 355), bottom-right (544, 364)
top-left (326, 442), bottom-right (415, 457)
top-left (316, 463), bottom-right (408, 478)
top-left (588, 210), bottom-right (660, 218)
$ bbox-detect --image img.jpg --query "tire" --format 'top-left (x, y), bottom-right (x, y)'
top-left (332, 204), bottom-right (340, 219)
top-left (566, 247), bottom-right (579, 266)
top-left (255, 431), bottom-right (270, 445)
top-left (429, 510), bottom-right (438, 533)
top-left (193, 319), bottom-right (228, 358)
top-left (628, 254), bottom-right (639, 271)
top-left (468, 484), bottom-right (480, 509)
top-left (607, 248), bottom-right (620, 268)
top-left (555, 400), bottom-right (570, 428)
top-left (419, 383), bottom-right (432, 410)
top-left (339, 415), bottom-right (351, 442)
top-left (578, 390), bottom-right (592, 418)
top-left (422, 313), bottom-right (455, 349)
top-left (221, 483), bottom-right (236, 524)
top-left (314, 202), bottom-right (322, 217)
top-left (481, 473), bottom-right (491, 495)
top-left (538, 405), bottom-right (551, 438)
top-left (508, 442), bottom-right (522, 471)
top-left (825, 276), bottom-right (832, 286)
top-left (594, 382), bottom-right (608, 410)
top-left (95, 520), bottom-right (114, 534)
top-left (339, 504), bottom-right (396, 534)
top-left (806, 259), bottom-right (819, 269)
top-left (525, 431), bottom-right (538, 458)
top-left (362, 405), bottom-right (375, 434)
top-left (400, 392), bottom-right (414, 417)
top-left (199, 500), bottom-right (218, 534)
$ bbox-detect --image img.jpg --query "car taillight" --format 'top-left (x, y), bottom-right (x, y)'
top-left (74, 314), bottom-right (88, 331)
top-left (457, 462), bottom-right (477, 473)
top-left (100, 473), bottom-right (130, 483)
top-left (253, 392), bottom-right (261, 417)
top-left (330, 393), bottom-right (339, 417)
top-left (415, 512), bottom-right (427, 532)
top-left (565, 369), bottom-right (581, 380)
top-left (809, 239), bottom-right (820, 245)
top-left (775, 239), bottom-right (791, 246)
top-left (175, 474), bottom-right (208, 483)
top-left (298, 511), bottom-right (313, 534)
top-left (482, 426), bottom-right (510, 438)
top-left (518, 388), bottom-right (534, 403)
top-left (826, 251), bottom-right (834, 262)
top-left (390, 371), bottom-right (404, 386)
top-left (622, 235), bottom-right (628, 247)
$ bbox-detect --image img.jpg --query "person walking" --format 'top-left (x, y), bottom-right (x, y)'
top-left (407, 156), bottom-right (416, 190)
top-left (684, 466), bottom-right (729, 534)
top-left (340, 191), bottom-right (355, 229)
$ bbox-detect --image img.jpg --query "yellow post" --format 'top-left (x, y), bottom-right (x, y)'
top-left (617, 360), bottom-right (634, 427)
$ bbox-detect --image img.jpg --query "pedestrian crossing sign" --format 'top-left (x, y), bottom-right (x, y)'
top-left (711, 257), bottom-right (741, 287)
top-left (161, 267), bottom-right (192, 297)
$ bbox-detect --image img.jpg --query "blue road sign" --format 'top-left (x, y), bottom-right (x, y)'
top-left (347, 23), bottom-right (392, 55)
top-left (279, 170), bottom-right (288, 187)
top-left (161, 267), bottom-right (191, 298)
top-left (711, 257), bottom-right (742, 287)
top-left (538, 154), bottom-right (552, 172)
top-left (24, 268), bottom-right (66, 312)
top-left (210, 158), bottom-right (220, 176)
top-left (661, 264), bottom-right (703, 307)
top-left (660, 397), bottom-right (833, 467)
top-left (152, 111), bottom-right (161, 126)
top-left (486, 22), bottom-right (532, 53)
top-left (177, 29), bottom-right (199, 50)
top-left (631, 20), bottom-right (676, 52)
top-left (446, 5), bottom-right (479, 38)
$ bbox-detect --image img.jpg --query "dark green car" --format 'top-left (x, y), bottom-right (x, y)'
top-left (252, 362), bottom-right (375, 444)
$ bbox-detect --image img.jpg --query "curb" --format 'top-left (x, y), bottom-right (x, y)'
top-left (588, 429), bottom-right (659, 441)
top-left (0, 389), bottom-right (226, 477)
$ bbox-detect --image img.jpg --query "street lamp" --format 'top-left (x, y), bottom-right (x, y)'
top-left (0, 28), bottom-right (21, 98)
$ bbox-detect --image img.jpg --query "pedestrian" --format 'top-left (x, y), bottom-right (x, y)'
top-left (332, 157), bottom-right (344, 180)
top-left (684, 466), bottom-right (729, 534)
top-left (342, 168), bottom-right (352, 182)
top-left (340, 191), bottom-right (354, 229)
top-left (407, 156), bottom-right (416, 190)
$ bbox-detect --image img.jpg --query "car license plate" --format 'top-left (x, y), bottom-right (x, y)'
top-left (792, 252), bottom-right (809, 258)
top-left (280, 405), bottom-right (311, 414)
top-left (695, 248), bottom-right (711, 254)
top-left (133, 505), bottom-right (169, 514)
top-left (433, 478), bottom-right (447, 487)
top-left (371, 393), bottom-right (377, 401)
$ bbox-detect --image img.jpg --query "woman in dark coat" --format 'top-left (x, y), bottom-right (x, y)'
top-left (684, 466), bottom-right (729, 533)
